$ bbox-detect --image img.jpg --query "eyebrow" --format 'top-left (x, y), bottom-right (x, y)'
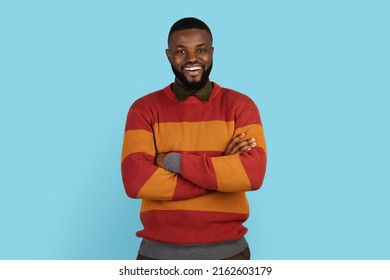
top-left (175, 43), bottom-right (208, 48)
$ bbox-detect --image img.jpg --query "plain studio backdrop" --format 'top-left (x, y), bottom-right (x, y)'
top-left (1, 0), bottom-right (389, 259)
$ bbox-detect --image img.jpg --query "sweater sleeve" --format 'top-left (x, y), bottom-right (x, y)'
top-left (180, 104), bottom-right (267, 192)
top-left (121, 105), bottom-right (209, 201)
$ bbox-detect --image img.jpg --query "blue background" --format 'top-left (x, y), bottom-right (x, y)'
top-left (1, 0), bottom-right (389, 259)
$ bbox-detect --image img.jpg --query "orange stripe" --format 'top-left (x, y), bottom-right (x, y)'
top-left (121, 129), bottom-right (155, 162)
top-left (212, 154), bottom-right (252, 192)
top-left (137, 168), bottom-right (177, 200)
top-left (153, 121), bottom-right (235, 152)
top-left (141, 191), bottom-right (249, 214)
top-left (235, 124), bottom-right (267, 153)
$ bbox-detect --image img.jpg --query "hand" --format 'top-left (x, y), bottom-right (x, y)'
top-left (155, 153), bottom-right (166, 168)
top-left (224, 133), bottom-right (257, 155)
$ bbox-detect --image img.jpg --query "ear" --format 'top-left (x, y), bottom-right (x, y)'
top-left (165, 49), bottom-right (171, 63)
top-left (211, 46), bottom-right (214, 55)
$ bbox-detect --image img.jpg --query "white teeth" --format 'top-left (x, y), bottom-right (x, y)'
top-left (184, 66), bottom-right (201, 71)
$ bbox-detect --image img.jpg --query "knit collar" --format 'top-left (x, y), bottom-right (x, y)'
top-left (172, 80), bottom-right (212, 102)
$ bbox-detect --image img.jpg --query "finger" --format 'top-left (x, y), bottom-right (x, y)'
top-left (226, 136), bottom-right (251, 155)
top-left (230, 138), bottom-right (257, 154)
top-left (230, 142), bottom-right (250, 154)
top-left (224, 133), bottom-right (245, 155)
top-left (226, 133), bottom-right (245, 153)
top-left (233, 141), bottom-right (257, 154)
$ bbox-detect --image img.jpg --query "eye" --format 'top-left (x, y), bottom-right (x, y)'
top-left (197, 48), bottom-right (207, 53)
top-left (176, 49), bottom-right (186, 55)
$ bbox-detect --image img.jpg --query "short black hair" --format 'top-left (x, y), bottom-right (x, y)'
top-left (168, 17), bottom-right (213, 44)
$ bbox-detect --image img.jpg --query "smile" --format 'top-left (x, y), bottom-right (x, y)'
top-left (183, 66), bottom-right (202, 71)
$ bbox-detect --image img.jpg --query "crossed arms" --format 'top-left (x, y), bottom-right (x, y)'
top-left (155, 133), bottom-right (257, 169)
top-left (121, 103), bottom-right (267, 201)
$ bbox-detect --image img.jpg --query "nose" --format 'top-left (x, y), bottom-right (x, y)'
top-left (186, 50), bottom-right (198, 62)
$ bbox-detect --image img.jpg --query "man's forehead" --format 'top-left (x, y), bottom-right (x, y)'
top-left (169, 28), bottom-right (212, 47)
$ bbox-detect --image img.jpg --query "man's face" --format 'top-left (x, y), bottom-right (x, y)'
top-left (166, 28), bottom-right (214, 91)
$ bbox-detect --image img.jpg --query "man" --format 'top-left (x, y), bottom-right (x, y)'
top-left (121, 17), bottom-right (267, 260)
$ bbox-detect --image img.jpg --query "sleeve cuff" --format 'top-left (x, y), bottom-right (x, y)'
top-left (164, 152), bottom-right (182, 174)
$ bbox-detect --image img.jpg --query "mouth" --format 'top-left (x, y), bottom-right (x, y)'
top-left (183, 66), bottom-right (202, 71)
top-left (182, 65), bottom-right (203, 78)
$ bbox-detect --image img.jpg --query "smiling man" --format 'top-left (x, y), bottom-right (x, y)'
top-left (167, 26), bottom-right (213, 93)
top-left (121, 17), bottom-right (267, 260)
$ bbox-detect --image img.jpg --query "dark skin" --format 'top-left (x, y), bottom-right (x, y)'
top-left (166, 28), bottom-right (213, 92)
top-left (156, 28), bottom-right (257, 168)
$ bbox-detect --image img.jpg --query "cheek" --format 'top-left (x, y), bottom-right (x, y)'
top-left (171, 55), bottom-right (181, 64)
top-left (171, 56), bottom-right (184, 66)
top-left (201, 54), bottom-right (212, 64)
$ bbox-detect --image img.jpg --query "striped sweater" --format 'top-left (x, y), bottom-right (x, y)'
top-left (121, 82), bottom-right (267, 244)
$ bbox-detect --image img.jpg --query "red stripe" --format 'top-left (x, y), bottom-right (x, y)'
top-left (234, 103), bottom-right (262, 128)
top-left (181, 153), bottom-right (218, 191)
top-left (121, 153), bottom-right (158, 198)
top-left (137, 210), bottom-right (248, 244)
top-left (125, 108), bottom-right (153, 132)
top-left (240, 147), bottom-right (267, 190)
top-left (173, 176), bottom-right (210, 200)
top-left (126, 84), bottom-right (259, 124)
top-left (167, 150), bottom-right (222, 156)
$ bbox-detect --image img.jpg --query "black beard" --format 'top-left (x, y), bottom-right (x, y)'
top-left (171, 62), bottom-right (213, 92)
